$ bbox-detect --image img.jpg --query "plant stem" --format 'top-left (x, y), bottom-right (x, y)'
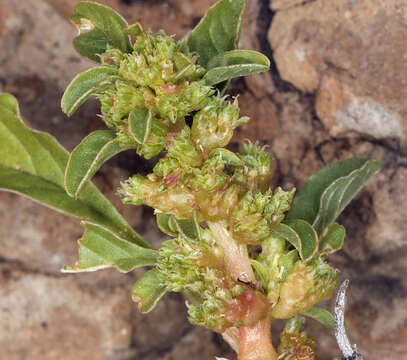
top-left (238, 318), bottom-right (277, 360)
top-left (207, 221), bottom-right (255, 283)
top-left (208, 221), bottom-right (277, 360)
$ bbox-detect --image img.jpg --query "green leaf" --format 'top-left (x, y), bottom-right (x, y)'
top-left (128, 108), bottom-right (152, 144)
top-left (251, 259), bottom-right (269, 291)
top-left (73, 28), bottom-right (110, 62)
top-left (65, 130), bottom-right (133, 198)
top-left (187, 0), bottom-right (246, 68)
top-left (274, 222), bottom-right (317, 263)
top-left (0, 94), bottom-right (150, 261)
top-left (204, 50), bottom-right (270, 85)
top-left (277, 249), bottom-right (299, 281)
top-left (62, 221), bottom-right (157, 273)
top-left (320, 222), bottom-right (345, 254)
top-left (156, 213), bottom-right (200, 240)
top-left (156, 213), bottom-right (178, 237)
top-left (61, 66), bottom-right (117, 116)
top-left (287, 158), bottom-right (380, 234)
top-left (285, 219), bottom-right (318, 262)
top-left (301, 307), bottom-right (335, 332)
top-left (132, 269), bottom-right (167, 313)
top-left (71, 1), bottom-right (131, 61)
top-left (209, 148), bottom-right (243, 167)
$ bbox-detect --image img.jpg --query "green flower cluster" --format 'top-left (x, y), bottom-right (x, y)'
top-left (96, 24), bottom-right (214, 158)
top-left (156, 229), bottom-right (246, 332)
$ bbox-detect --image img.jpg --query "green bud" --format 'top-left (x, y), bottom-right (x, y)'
top-left (153, 157), bottom-right (181, 178)
top-left (264, 187), bottom-right (296, 225)
top-left (100, 47), bottom-right (124, 67)
top-left (238, 142), bottom-right (273, 192)
top-left (190, 156), bottom-right (228, 192)
top-left (231, 187), bottom-right (294, 244)
top-left (191, 97), bottom-right (249, 153)
top-left (166, 126), bottom-right (203, 168)
top-left (119, 174), bottom-right (197, 218)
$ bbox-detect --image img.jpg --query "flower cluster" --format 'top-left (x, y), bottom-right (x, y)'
top-left (96, 24), bottom-right (214, 158)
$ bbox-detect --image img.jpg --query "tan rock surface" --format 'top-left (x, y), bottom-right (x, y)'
top-left (269, 0), bottom-right (407, 149)
top-left (0, 0), bottom-right (406, 359)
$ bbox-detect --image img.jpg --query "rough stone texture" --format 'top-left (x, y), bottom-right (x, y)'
top-left (0, 0), bottom-right (406, 359)
top-left (269, 0), bottom-right (407, 151)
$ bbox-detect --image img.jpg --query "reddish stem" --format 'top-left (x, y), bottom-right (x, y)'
top-left (238, 318), bottom-right (277, 360)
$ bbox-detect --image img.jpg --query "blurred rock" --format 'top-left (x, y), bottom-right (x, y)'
top-left (269, 0), bottom-right (407, 150)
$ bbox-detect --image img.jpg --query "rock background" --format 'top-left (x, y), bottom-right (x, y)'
top-left (0, 0), bottom-right (406, 359)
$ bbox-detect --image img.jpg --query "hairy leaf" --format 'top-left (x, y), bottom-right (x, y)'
top-left (65, 130), bottom-right (133, 198)
top-left (287, 158), bottom-right (380, 234)
top-left (204, 50), bottom-right (269, 85)
top-left (0, 94), bottom-right (150, 264)
top-left (302, 307), bottom-right (335, 332)
top-left (62, 222), bottom-right (157, 273)
top-left (71, 1), bottom-right (131, 60)
top-left (132, 269), bottom-right (167, 313)
top-left (320, 222), bottom-right (345, 254)
top-left (61, 66), bottom-right (117, 116)
top-left (187, 0), bottom-right (246, 68)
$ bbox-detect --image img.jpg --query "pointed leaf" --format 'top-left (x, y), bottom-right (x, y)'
top-left (61, 66), bottom-right (117, 116)
top-left (285, 219), bottom-right (318, 262)
top-left (187, 0), bottom-right (246, 67)
top-left (313, 159), bottom-right (380, 234)
top-left (320, 223), bottom-right (345, 254)
top-left (204, 50), bottom-right (270, 85)
top-left (0, 93), bottom-right (150, 255)
top-left (71, 1), bottom-right (131, 61)
top-left (65, 130), bottom-right (133, 198)
top-left (287, 158), bottom-right (380, 234)
top-left (62, 222), bottom-right (157, 273)
top-left (128, 108), bottom-right (152, 144)
top-left (302, 307), bottom-right (335, 332)
top-left (132, 269), bottom-right (167, 313)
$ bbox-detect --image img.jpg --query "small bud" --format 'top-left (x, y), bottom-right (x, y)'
top-left (166, 126), bottom-right (203, 167)
top-left (238, 142), bottom-right (273, 192)
top-left (100, 48), bottom-right (124, 67)
top-left (231, 188), bottom-right (294, 244)
top-left (191, 96), bottom-right (248, 152)
top-left (271, 256), bottom-right (337, 319)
